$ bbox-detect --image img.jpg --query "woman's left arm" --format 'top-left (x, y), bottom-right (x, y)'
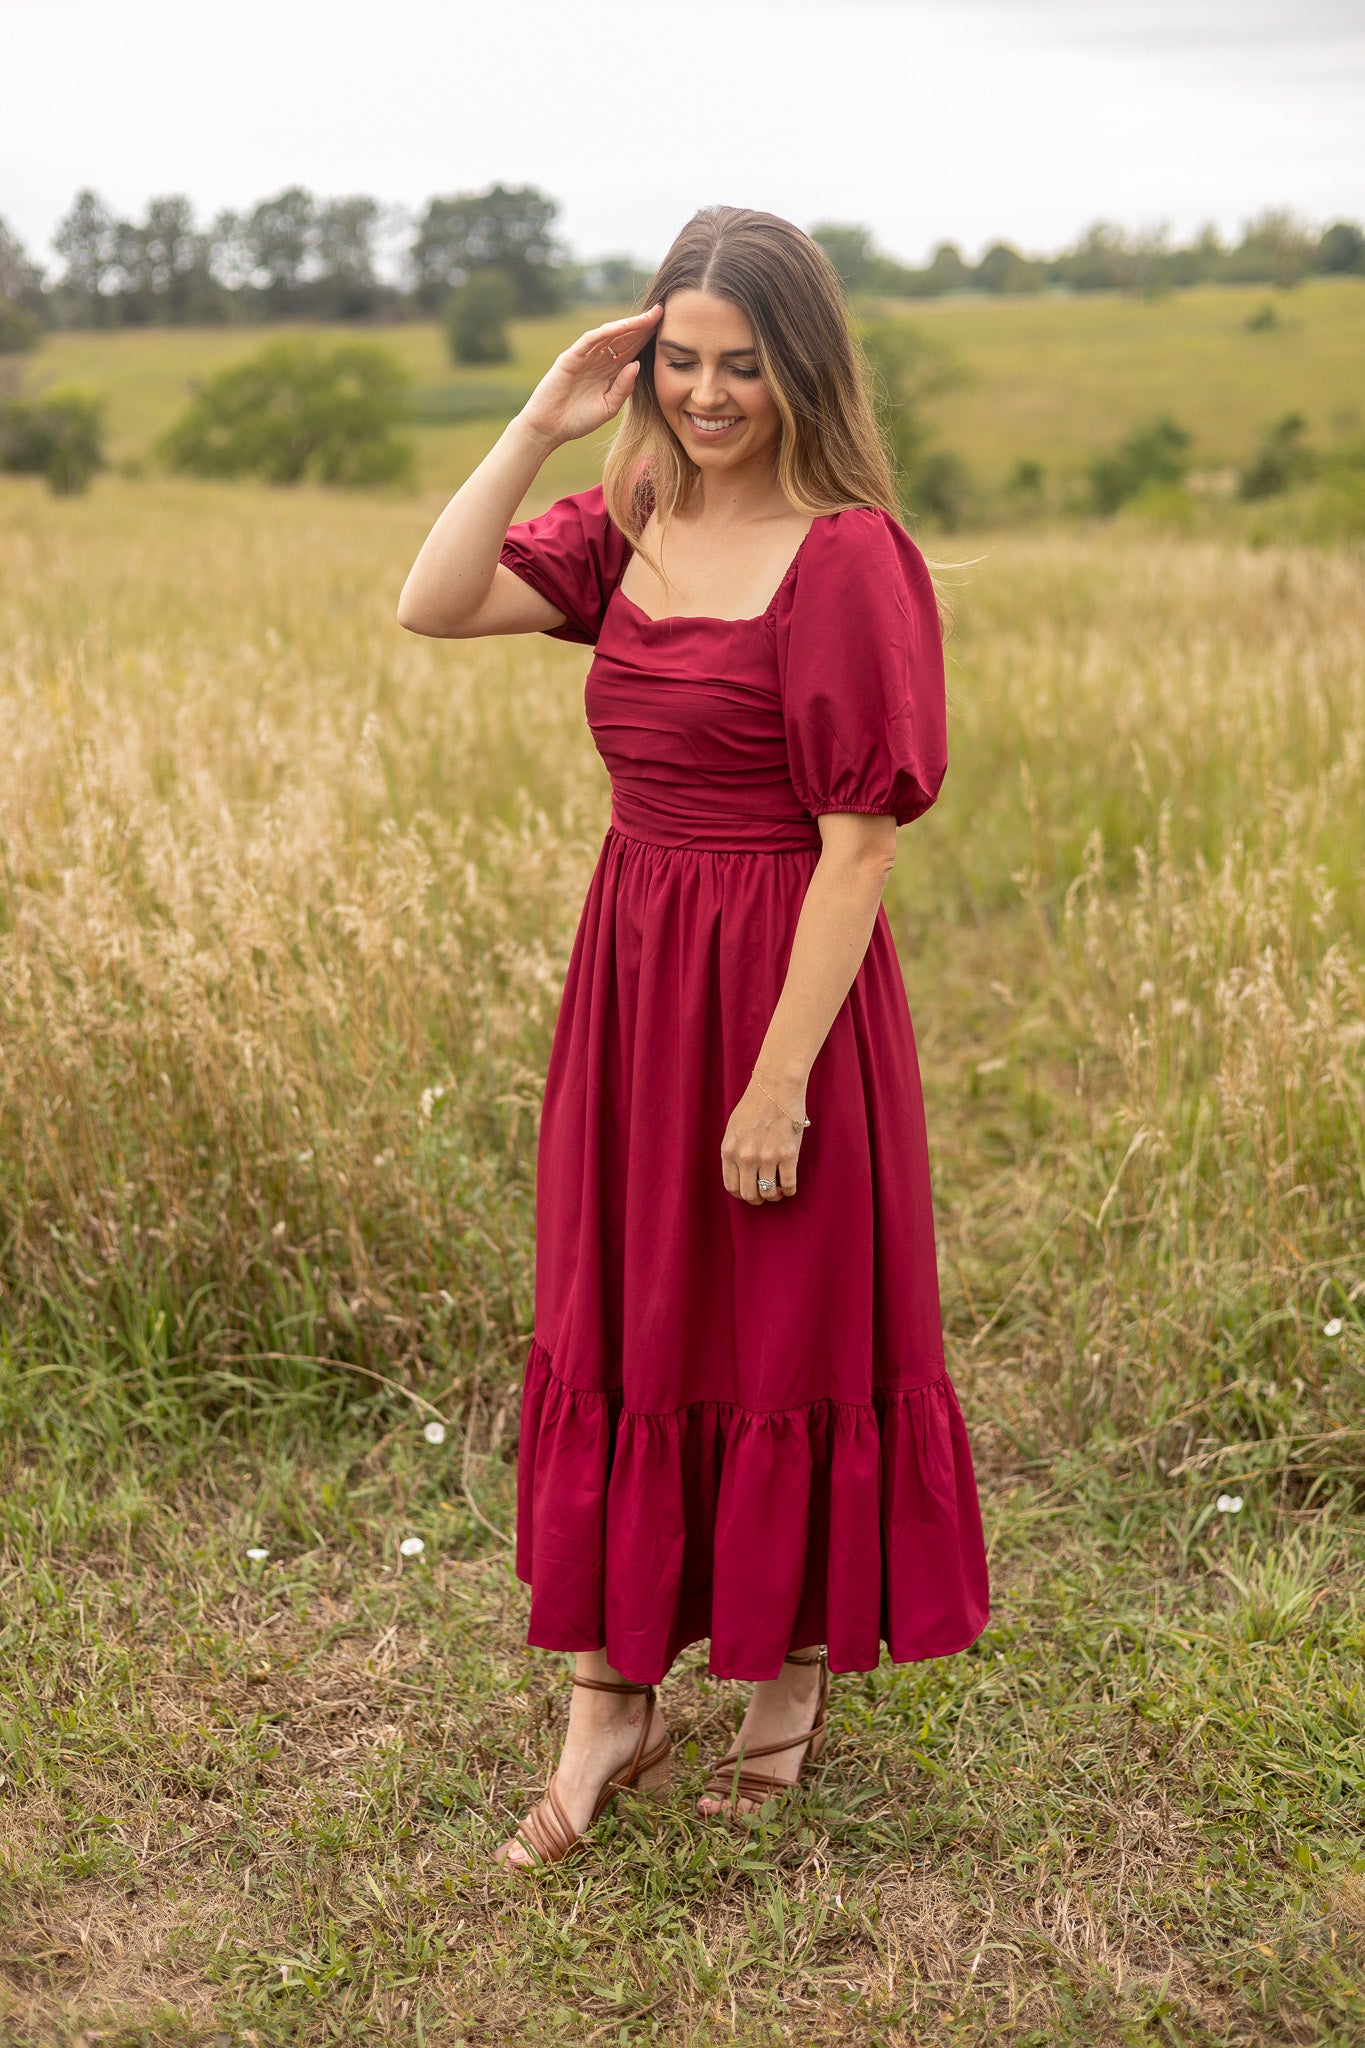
top-left (719, 812), bottom-right (896, 1205)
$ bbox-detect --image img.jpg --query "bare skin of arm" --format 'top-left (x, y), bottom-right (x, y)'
top-left (395, 299), bottom-right (899, 1209)
top-left (722, 812), bottom-right (897, 1207)
top-left (396, 304), bottom-right (664, 638)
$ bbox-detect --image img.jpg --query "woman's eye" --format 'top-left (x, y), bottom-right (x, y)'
top-left (665, 361), bottom-right (761, 381)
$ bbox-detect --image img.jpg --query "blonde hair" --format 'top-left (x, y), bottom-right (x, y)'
top-left (601, 204), bottom-right (948, 629)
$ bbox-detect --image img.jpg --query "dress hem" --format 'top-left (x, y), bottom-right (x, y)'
top-left (513, 1334), bottom-right (991, 1685)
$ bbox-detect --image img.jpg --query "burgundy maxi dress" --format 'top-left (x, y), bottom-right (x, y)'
top-left (498, 484), bottom-right (989, 1685)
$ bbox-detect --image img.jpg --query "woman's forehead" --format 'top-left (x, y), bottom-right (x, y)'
top-left (658, 288), bottom-right (756, 353)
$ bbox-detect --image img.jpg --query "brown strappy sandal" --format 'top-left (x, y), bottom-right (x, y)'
top-left (699, 1648), bottom-right (829, 1820)
top-left (493, 1675), bottom-right (672, 1869)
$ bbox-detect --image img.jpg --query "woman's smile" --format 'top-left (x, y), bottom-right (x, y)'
top-left (684, 410), bottom-right (743, 439)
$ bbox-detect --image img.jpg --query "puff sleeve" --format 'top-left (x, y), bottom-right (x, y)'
top-left (775, 506), bottom-right (947, 826)
top-left (497, 483), bottom-right (630, 645)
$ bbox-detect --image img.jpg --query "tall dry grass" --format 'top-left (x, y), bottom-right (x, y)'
top-left (1, 478), bottom-right (1361, 1495)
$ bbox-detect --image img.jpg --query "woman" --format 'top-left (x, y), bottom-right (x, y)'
top-left (398, 204), bottom-right (989, 1869)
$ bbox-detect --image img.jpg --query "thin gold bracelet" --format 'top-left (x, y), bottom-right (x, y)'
top-left (751, 1068), bottom-right (812, 1131)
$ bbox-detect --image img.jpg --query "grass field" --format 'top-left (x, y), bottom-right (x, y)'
top-left (13, 275), bottom-right (1365, 496)
top-left (1, 467), bottom-right (1363, 2045)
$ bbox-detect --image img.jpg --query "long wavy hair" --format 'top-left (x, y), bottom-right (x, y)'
top-left (601, 204), bottom-right (946, 627)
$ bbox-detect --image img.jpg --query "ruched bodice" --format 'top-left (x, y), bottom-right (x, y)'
top-left (590, 594), bottom-right (823, 852)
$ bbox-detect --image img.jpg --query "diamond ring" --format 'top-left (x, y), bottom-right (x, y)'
top-left (757, 1176), bottom-right (776, 1193)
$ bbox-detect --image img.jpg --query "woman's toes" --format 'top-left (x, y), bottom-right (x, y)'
top-left (493, 1834), bottom-right (534, 1868)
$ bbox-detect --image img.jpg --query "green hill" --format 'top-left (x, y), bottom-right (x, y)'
top-left (12, 277), bottom-right (1364, 498)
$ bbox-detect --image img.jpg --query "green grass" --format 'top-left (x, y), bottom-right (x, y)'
top-left (1, 476), bottom-right (1363, 2042)
top-left (904, 277), bottom-right (1365, 487)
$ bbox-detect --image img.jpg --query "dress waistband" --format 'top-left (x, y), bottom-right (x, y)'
top-left (607, 810), bottom-right (823, 855)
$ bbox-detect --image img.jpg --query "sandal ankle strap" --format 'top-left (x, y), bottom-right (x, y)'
top-left (783, 1648), bottom-right (826, 1668)
top-left (571, 1675), bottom-right (654, 1696)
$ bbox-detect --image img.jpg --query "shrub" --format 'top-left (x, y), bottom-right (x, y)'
top-left (1087, 415), bottom-right (1191, 515)
top-left (1303, 435), bottom-right (1365, 540)
top-left (1238, 413), bottom-right (1316, 500)
top-left (156, 337), bottom-right (414, 487)
top-left (0, 384), bottom-right (105, 494)
top-left (0, 300), bottom-right (41, 353)
top-left (445, 269), bottom-right (516, 365)
top-left (1004, 458), bottom-right (1048, 517)
top-left (858, 315), bottom-right (974, 529)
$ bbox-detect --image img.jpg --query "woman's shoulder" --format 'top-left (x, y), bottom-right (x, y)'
top-left (807, 501), bottom-right (920, 555)
top-left (790, 501), bottom-right (932, 603)
top-left (511, 482), bottom-right (629, 568)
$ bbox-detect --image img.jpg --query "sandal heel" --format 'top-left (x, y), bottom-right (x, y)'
top-left (634, 1755), bottom-right (672, 1796)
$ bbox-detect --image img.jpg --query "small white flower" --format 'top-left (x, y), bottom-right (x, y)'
top-left (423, 1420), bottom-right (446, 1445)
top-left (1216, 1495), bottom-right (1244, 1514)
top-left (419, 1084), bottom-right (447, 1121)
top-left (296, 1148), bottom-right (313, 1165)
top-left (1137, 979), bottom-right (1155, 1001)
top-left (1323, 1318), bottom-right (1343, 1338)
top-left (246, 1546), bottom-right (269, 1561)
top-left (399, 1535), bottom-right (425, 1557)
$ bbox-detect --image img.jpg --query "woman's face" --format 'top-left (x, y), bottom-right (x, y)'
top-left (653, 288), bottom-right (781, 473)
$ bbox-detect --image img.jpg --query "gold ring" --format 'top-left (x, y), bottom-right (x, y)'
top-left (605, 344), bottom-right (619, 360)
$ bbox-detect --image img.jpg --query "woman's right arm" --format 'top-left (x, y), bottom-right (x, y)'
top-left (396, 303), bottom-right (662, 640)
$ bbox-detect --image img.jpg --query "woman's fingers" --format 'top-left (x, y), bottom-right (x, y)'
top-left (569, 304), bottom-right (662, 363)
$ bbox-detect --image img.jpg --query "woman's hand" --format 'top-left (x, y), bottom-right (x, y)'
top-left (721, 1073), bottom-right (809, 1206)
top-left (518, 304), bottom-right (664, 450)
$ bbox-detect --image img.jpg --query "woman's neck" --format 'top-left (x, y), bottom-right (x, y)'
top-left (686, 457), bottom-right (794, 528)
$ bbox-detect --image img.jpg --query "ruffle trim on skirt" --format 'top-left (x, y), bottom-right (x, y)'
top-left (513, 1336), bottom-right (990, 1683)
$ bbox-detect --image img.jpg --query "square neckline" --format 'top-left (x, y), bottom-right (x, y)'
top-left (610, 516), bottom-right (821, 628)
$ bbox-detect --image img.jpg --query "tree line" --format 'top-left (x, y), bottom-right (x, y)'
top-left (0, 185), bottom-right (639, 341)
top-left (819, 210), bottom-right (1365, 299)
top-left (1, 184), bottom-right (1362, 346)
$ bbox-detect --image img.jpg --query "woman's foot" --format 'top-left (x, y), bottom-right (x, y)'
top-left (697, 1649), bottom-right (827, 1818)
top-left (495, 1655), bottom-right (669, 1869)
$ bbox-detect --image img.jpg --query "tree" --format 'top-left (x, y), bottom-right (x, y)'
top-left (1223, 209), bottom-right (1317, 288)
top-left (577, 255), bottom-right (649, 304)
top-left (156, 337), bottom-right (414, 487)
top-left (858, 316), bottom-right (974, 527)
top-left (0, 217), bottom-right (44, 351)
top-left (244, 186), bottom-right (319, 305)
top-left (1316, 221), bottom-right (1365, 275)
top-left (920, 242), bottom-right (972, 294)
top-left (445, 268), bottom-right (515, 364)
top-left (314, 196), bottom-right (401, 318)
top-left (810, 223), bottom-right (882, 294)
top-left (0, 385), bottom-right (106, 493)
top-left (409, 184), bottom-right (567, 314)
top-left (1087, 416), bottom-right (1191, 515)
top-left (111, 195), bottom-right (220, 323)
top-left (1238, 413), bottom-right (1316, 499)
top-left (52, 189), bottom-right (120, 323)
top-left (973, 241), bottom-right (1043, 293)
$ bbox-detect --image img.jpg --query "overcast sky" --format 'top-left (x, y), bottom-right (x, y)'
top-left (4, 0), bottom-right (1362, 273)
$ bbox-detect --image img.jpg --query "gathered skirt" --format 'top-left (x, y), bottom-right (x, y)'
top-left (513, 822), bottom-right (990, 1683)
